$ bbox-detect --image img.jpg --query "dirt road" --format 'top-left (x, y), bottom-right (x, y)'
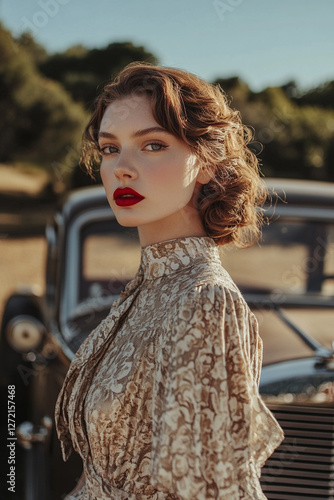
top-left (0, 164), bottom-right (51, 321)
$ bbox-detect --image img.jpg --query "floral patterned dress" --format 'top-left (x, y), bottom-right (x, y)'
top-left (55, 236), bottom-right (284, 500)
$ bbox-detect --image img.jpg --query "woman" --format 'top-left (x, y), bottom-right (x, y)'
top-left (55, 63), bottom-right (284, 499)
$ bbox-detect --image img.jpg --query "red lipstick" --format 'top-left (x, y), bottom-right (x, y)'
top-left (113, 187), bottom-right (145, 207)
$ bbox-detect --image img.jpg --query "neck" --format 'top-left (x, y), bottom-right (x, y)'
top-left (140, 235), bottom-right (219, 280)
top-left (138, 215), bottom-right (207, 247)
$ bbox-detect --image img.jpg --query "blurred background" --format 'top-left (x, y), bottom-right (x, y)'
top-left (0, 0), bottom-right (333, 322)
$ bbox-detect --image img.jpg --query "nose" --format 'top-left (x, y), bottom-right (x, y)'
top-left (113, 149), bottom-right (137, 181)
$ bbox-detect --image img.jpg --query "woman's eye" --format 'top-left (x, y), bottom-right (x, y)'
top-left (145, 143), bottom-right (167, 152)
top-left (99, 145), bottom-right (118, 155)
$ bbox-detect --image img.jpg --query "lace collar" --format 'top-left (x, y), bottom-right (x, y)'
top-left (140, 236), bottom-right (220, 280)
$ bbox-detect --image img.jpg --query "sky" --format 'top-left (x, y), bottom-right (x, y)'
top-left (0, 0), bottom-right (333, 91)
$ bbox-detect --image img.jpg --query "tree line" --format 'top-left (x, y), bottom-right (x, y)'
top-left (1, 22), bottom-right (333, 189)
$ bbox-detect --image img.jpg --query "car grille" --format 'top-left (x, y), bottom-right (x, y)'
top-left (260, 404), bottom-right (334, 499)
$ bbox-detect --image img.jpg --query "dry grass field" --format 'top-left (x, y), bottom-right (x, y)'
top-left (1, 163), bottom-right (49, 195)
top-left (0, 236), bottom-right (46, 320)
top-left (0, 164), bottom-right (49, 321)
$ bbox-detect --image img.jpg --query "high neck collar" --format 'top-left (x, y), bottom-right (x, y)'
top-left (140, 236), bottom-right (220, 280)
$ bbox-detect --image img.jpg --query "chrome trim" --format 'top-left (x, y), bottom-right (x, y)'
top-left (260, 404), bottom-right (334, 499)
top-left (265, 204), bottom-right (334, 221)
top-left (60, 207), bottom-right (116, 345)
top-left (16, 417), bottom-right (52, 450)
top-left (260, 358), bottom-right (334, 386)
top-left (6, 315), bottom-right (46, 353)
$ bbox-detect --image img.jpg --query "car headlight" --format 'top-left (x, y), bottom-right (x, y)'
top-left (6, 315), bottom-right (46, 353)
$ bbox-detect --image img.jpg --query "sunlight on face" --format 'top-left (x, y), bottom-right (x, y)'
top-left (98, 94), bottom-right (210, 246)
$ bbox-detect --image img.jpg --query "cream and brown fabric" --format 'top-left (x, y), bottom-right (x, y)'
top-left (55, 236), bottom-right (284, 500)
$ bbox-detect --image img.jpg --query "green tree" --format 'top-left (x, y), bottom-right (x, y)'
top-left (252, 86), bottom-right (334, 180)
top-left (15, 32), bottom-right (48, 65)
top-left (215, 77), bottom-right (334, 181)
top-left (295, 81), bottom-right (334, 109)
top-left (0, 23), bottom-right (88, 185)
top-left (215, 76), bottom-right (252, 106)
top-left (39, 42), bottom-right (158, 107)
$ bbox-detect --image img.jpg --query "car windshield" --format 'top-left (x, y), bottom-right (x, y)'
top-left (64, 214), bottom-right (334, 358)
top-left (221, 218), bottom-right (334, 297)
top-left (80, 221), bottom-right (141, 304)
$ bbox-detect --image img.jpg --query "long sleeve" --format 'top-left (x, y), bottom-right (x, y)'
top-left (64, 484), bottom-right (88, 500)
top-left (151, 284), bottom-right (284, 500)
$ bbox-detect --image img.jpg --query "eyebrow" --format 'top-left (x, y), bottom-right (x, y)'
top-left (98, 126), bottom-right (168, 140)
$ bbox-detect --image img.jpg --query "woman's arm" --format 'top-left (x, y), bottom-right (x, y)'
top-left (151, 285), bottom-right (284, 499)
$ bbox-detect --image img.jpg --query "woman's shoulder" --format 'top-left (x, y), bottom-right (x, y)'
top-left (169, 259), bottom-right (253, 329)
top-left (159, 263), bottom-right (260, 363)
top-left (178, 257), bottom-right (243, 306)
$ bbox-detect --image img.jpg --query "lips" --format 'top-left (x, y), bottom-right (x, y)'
top-left (113, 187), bottom-right (145, 207)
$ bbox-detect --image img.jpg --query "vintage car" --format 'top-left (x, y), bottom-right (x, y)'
top-left (1, 178), bottom-right (334, 500)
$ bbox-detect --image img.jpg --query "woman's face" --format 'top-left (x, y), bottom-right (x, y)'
top-left (98, 94), bottom-right (209, 246)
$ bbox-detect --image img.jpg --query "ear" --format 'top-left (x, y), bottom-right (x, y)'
top-left (196, 164), bottom-right (214, 185)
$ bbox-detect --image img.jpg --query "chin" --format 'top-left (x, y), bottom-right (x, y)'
top-left (114, 218), bottom-right (138, 228)
top-left (113, 214), bottom-right (140, 228)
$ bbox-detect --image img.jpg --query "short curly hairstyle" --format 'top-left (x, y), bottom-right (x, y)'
top-left (81, 62), bottom-right (266, 247)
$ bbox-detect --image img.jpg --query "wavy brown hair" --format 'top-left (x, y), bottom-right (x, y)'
top-left (81, 62), bottom-right (266, 247)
